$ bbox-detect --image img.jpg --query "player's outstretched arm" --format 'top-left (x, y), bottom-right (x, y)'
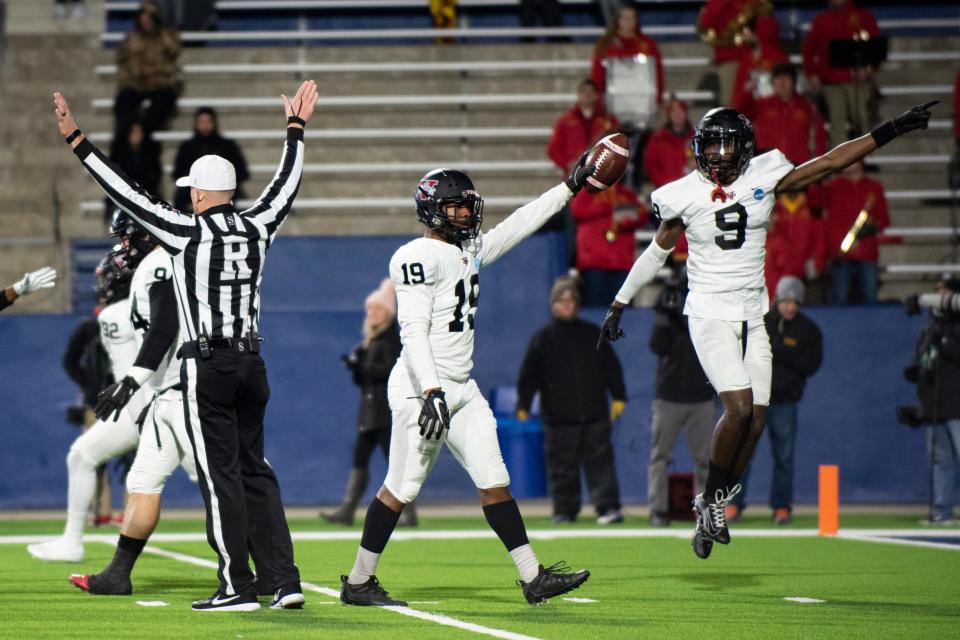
top-left (53, 91), bottom-right (195, 255)
top-left (776, 100), bottom-right (937, 196)
top-left (598, 220), bottom-right (683, 346)
top-left (476, 154), bottom-right (595, 267)
top-left (243, 80), bottom-right (319, 237)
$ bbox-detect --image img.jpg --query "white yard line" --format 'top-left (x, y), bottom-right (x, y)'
top-left (140, 544), bottom-right (542, 640)
top-left (837, 533), bottom-right (960, 552)
top-left (4, 528), bottom-right (959, 545)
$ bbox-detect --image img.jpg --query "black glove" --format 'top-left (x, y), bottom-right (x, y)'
top-left (892, 100), bottom-right (938, 135)
top-left (856, 222), bottom-right (878, 239)
top-left (597, 304), bottom-right (626, 349)
top-left (564, 151), bottom-right (596, 195)
top-left (94, 376), bottom-right (140, 422)
top-left (904, 294), bottom-right (921, 317)
top-left (871, 100), bottom-right (938, 147)
top-left (341, 345), bottom-right (362, 371)
top-left (418, 389), bottom-right (450, 440)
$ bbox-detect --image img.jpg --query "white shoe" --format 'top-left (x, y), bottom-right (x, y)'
top-left (27, 537), bottom-right (84, 562)
top-left (597, 510), bottom-right (624, 525)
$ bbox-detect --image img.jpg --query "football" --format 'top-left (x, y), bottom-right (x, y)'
top-left (584, 132), bottom-right (630, 193)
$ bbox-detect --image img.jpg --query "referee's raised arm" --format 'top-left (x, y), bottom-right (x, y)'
top-left (241, 80), bottom-right (318, 241)
top-left (53, 91), bottom-right (195, 255)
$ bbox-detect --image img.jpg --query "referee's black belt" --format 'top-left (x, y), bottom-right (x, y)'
top-left (179, 334), bottom-right (262, 359)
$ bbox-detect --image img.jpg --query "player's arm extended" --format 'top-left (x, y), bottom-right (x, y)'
top-left (53, 92), bottom-right (195, 256)
top-left (477, 184), bottom-right (573, 267)
top-left (775, 100), bottom-right (938, 196)
top-left (611, 219), bottom-right (684, 307)
top-left (395, 283), bottom-right (442, 393)
top-left (127, 279), bottom-right (179, 387)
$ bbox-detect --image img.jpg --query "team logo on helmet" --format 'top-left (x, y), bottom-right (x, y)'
top-left (417, 179), bottom-right (439, 200)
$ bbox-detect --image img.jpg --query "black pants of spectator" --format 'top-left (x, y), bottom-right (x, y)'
top-left (181, 349), bottom-right (299, 596)
top-left (114, 87), bottom-right (177, 134)
top-left (353, 428), bottom-right (390, 468)
top-left (520, 0), bottom-right (561, 26)
top-left (543, 419), bottom-right (621, 518)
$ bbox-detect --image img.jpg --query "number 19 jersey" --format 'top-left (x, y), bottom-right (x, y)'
top-left (652, 149), bottom-right (794, 320)
top-left (389, 238), bottom-right (480, 391)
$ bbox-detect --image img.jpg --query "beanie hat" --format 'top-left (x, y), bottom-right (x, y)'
top-left (550, 276), bottom-right (581, 305)
top-left (775, 276), bottom-right (804, 304)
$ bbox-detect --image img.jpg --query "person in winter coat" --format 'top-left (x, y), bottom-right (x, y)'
top-left (172, 107), bottom-right (250, 212)
top-left (516, 277), bottom-right (627, 524)
top-left (322, 279), bottom-right (417, 527)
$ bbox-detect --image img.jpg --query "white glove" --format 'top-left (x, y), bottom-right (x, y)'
top-left (13, 266), bottom-right (57, 296)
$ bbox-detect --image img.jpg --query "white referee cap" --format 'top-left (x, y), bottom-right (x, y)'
top-left (176, 155), bottom-right (236, 191)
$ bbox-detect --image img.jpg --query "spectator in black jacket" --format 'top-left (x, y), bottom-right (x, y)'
top-left (107, 118), bottom-right (162, 221)
top-left (730, 276), bottom-right (822, 524)
top-left (647, 268), bottom-right (715, 527)
top-left (172, 107), bottom-right (249, 212)
top-left (516, 277), bottom-right (627, 524)
top-left (904, 279), bottom-right (960, 524)
top-left (322, 279), bottom-right (416, 527)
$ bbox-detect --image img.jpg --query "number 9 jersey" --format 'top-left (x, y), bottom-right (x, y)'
top-left (652, 149), bottom-right (793, 321)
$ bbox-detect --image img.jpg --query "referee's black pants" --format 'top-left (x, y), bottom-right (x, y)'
top-left (181, 349), bottom-right (299, 596)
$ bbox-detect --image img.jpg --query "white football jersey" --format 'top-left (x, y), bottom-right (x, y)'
top-left (389, 184), bottom-right (571, 391)
top-left (98, 298), bottom-right (137, 378)
top-left (652, 149), bottom-right (794, 321)
top-left (129, 248), bottom-right (181, 392)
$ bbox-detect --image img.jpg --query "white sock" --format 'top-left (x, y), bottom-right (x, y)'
top-left (62, 447), bottom-right (96, 543)
top-left (510, 544), bottom-right (540, 582)
top-left (347, 547), bottom-right (381, 585)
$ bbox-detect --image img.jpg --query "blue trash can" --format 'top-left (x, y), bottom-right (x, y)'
top-left (496, 417), bottom-right (547, 499)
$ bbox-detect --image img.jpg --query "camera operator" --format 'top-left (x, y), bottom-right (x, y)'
top-left (902, 279), bottom-right (960, 525)
top-left (647, 265), bottom-right (715, 527)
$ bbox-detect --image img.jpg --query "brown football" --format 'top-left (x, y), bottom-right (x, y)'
top-left (584, 132), bottom-right (630, 193)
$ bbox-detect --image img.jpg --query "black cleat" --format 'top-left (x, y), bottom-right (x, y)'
top-left (191, 590), bottom-right (260, 612)
top-left (69, 572), bottom-right (132, 596)
top-left (691, 525), bottom-right (714, 559)
top-left (270, 581), bottom-right (305, 609)
top-left (691, 484), bottom-right (742, 546)
top-left (340, 575), bottom-right (407, 607)
top-left (518, 562), bottom-right (590, 604)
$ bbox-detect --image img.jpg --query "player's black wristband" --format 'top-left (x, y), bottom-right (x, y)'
top-left (287, 116), bottom-right (306, 127)
top-left (869, 120), bottom-right (897, 148)
top-left (65, 129), bottom-right (82, 144)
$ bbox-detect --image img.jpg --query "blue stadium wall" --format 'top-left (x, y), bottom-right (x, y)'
top-left (0, 234), bottom-right (936, 510)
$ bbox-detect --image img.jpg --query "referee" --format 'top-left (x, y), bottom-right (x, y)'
top-left (54, 81), bottom-right (318, 612)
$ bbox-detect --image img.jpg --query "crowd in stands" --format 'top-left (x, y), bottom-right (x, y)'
top-left (547, 0), bottom-right (896, 306)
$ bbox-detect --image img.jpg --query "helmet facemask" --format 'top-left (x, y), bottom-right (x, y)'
top-left (415, 172), bottom-right (485, 243)
top-left (694, 132), bottom-right (746, 186)
top-left (109, 210), bottom-right (155, 268)
top-left (431, 193), bottom-right (484, 242)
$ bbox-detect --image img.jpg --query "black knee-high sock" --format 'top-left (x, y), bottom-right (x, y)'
top-left (704, 461), bottom-right (729, 499)
top-left (100, 534), bottom-right (146, 580)
top-left (360, 498), bottom-right (402, 553)
top-left (483, 499), bottom-right (529, 551)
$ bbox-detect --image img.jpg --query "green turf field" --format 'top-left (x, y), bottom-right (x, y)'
top-left (4, 514), bottom-right (959, 639)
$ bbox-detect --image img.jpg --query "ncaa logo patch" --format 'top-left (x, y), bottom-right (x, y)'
top-left (753, 188), bottom-right (765, 201)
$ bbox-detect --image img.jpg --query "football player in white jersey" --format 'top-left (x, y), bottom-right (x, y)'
top-left (67, 212), bottom-right (198, 596)
top-left (598, 100), bottom-right (937, 558)
top-left (28, 253), bottom-right (144, 563)
top-left (340, 163), bottom-right (595, 606)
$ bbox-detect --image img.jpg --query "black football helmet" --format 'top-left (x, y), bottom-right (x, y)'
top-left (94, 249), bottom-right (133, 306)
top-left (108, 209), bottom-right (156, 269)
top-left (414, 169), bottom-right (484, 242)
top-left (692, 107), bottom-right (755, 185)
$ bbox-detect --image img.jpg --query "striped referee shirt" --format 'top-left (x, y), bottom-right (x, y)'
top-left (73, 127), bottom-right (305, 343)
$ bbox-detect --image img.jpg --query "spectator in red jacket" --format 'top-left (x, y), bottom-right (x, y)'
top-left (731, 14), bottom-right (788, 114)
top-left (802, 0), bottom-right (881, 148)
top-left (698, 0), bottom-right (769, 106)
top-left (743, 63), bottom-right (828, 165)
top-left (547, 79), bottom-right (618, 175)
top-left (765, 190), bottom-right (827, 301)
top-left (571, 183), bottom-right (648, 306)
top-left (643, 97), bottom-right (694, 261)
top-left (591, 4), bottom-right (664, 106)
top-left (822, 160), bottom-right (889, 303)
